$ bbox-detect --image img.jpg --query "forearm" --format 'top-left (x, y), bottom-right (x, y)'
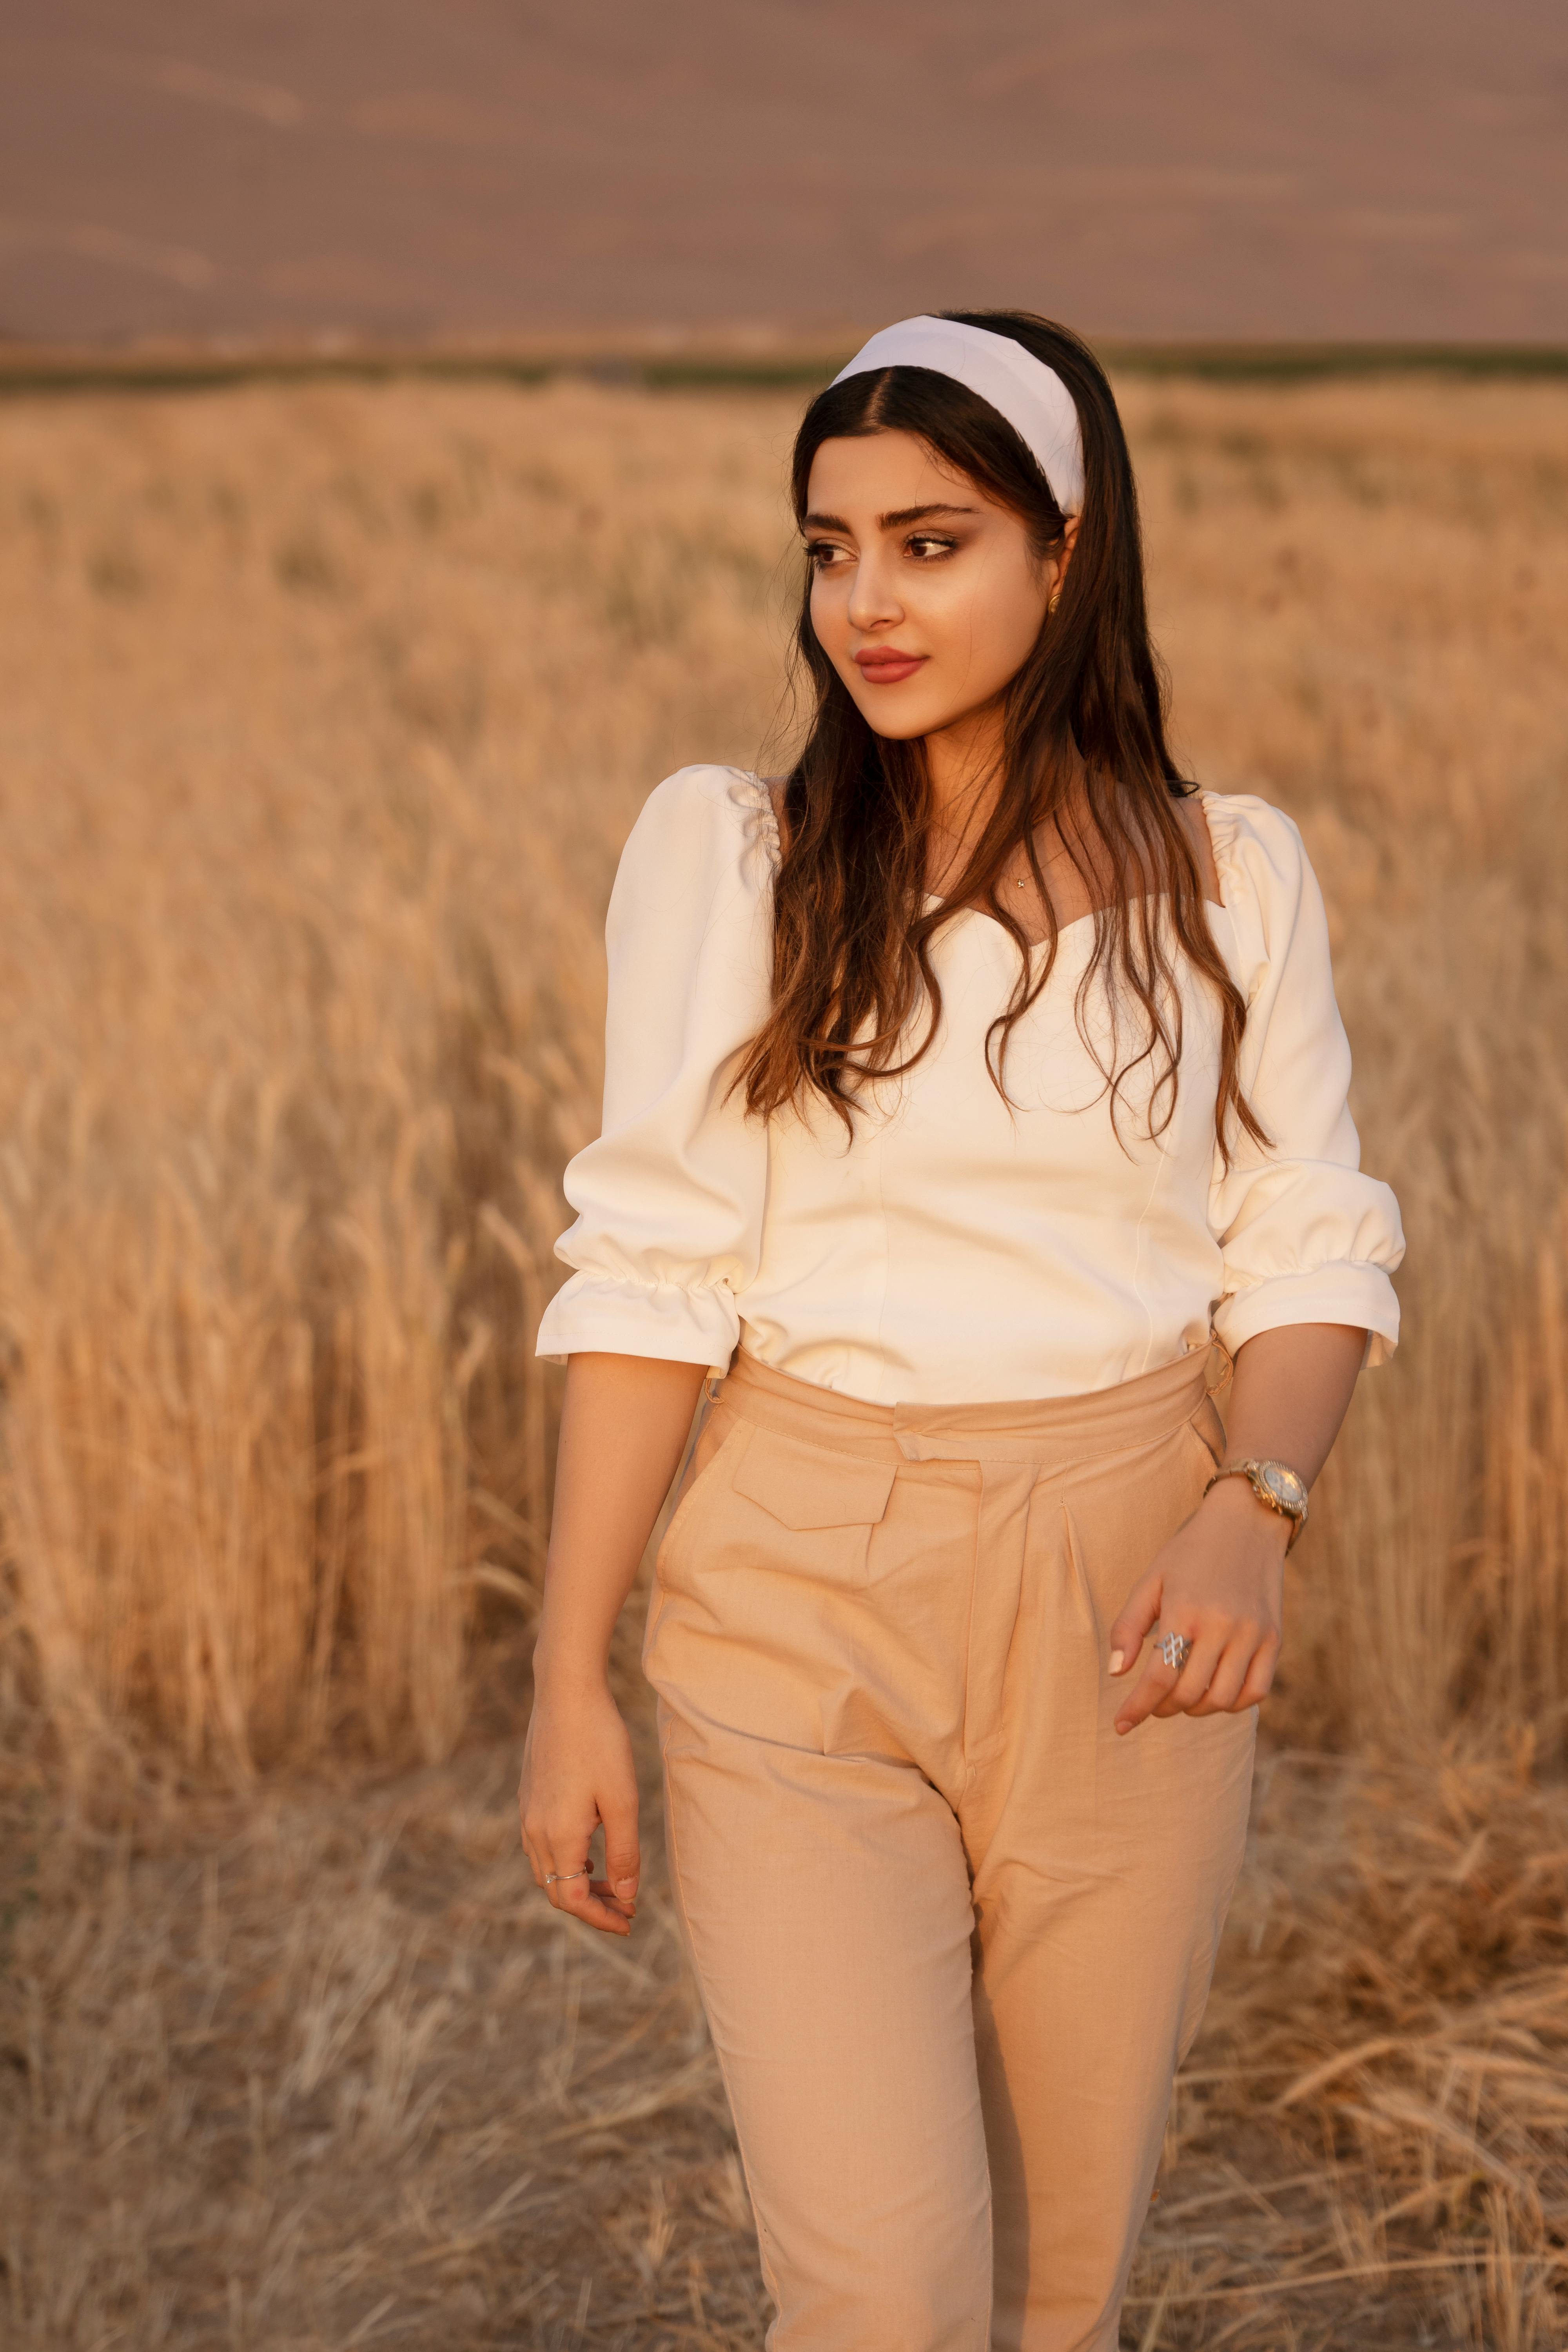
top-left (533, 1351), bottom-right (707, 1689)
top-left (1220, 1321), bottom-right (1366, 1485)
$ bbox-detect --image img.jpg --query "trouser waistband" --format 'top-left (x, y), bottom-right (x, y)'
top-left (717, 1339), bottom-right (1230, 1477)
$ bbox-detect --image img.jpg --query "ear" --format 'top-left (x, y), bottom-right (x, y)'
top-left (1054, 515), bottom-right (1082, 588)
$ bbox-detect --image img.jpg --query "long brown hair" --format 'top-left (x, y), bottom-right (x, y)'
top-left (737, 309), bottom-right (1266, 1165)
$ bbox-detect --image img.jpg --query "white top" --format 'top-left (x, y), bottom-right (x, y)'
top-left (536, 766), bottom-right (1404, 1405)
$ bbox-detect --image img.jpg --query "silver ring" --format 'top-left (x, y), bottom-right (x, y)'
top-left (544, 1866), bottom-right (591, 1887)
top-left (1158, 1632), bottom-right (1194, 1673)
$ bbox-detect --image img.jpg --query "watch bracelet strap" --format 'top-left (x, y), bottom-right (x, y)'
top-left (1203, 1458), bottom-right (1308, 1551)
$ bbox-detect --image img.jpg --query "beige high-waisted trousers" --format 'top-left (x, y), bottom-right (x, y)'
top-left (643, 1344), bottom-right (1257, 2352)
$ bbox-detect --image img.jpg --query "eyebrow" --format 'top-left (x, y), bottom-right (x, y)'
top-left (802, 502), bottom-right (981, 532)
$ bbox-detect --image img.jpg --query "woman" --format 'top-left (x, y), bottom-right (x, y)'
top-left (524, 313), bottom-right (1404, 2352)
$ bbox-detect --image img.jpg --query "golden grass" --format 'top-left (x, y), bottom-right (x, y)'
top-left (0, 379), bottom-right (786, 1771)
top-left (0, 370), bottom-right (1566, 2345)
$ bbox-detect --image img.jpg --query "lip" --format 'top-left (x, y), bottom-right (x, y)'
top-left (853, 648), bottom-right (927, 685)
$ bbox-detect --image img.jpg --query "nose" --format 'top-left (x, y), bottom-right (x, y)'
top-left (845, 544), bottom-right (904, 635)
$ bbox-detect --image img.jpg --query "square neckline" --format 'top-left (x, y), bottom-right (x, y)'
top-left (744, 771), bottom-right (1230, 945)
top-left (922, 797), bottom-right (1232, 944)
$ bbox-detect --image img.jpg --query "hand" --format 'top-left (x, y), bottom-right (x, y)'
top-left (1107, 1475), bottom-right (1288, 1735)
top-left (519, 1664), bottom-right (641, 1936)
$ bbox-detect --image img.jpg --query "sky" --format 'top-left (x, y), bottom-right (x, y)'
top-left (2, 0), bottom-right (1566, 347)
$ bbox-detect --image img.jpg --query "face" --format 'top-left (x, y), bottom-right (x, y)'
top-left (803, 429), bottom-right (1070, 746)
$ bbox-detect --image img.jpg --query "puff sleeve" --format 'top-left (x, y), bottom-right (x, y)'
top-left (534, 766), bottom-right (775, 1373)
top-left (1204, 793), bottom-right (1405, 1368)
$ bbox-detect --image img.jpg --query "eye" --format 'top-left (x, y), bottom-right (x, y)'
top-left (804, 539), bottom-right (848, 570)
top-left (906, 533), bottom-right (959, 561)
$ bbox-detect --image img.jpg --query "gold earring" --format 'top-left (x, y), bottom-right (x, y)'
top-left (1047, 586), bottom-right (1062, 616)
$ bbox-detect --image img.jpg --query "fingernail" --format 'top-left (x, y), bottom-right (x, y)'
top-left (1109, 1649), bottom-right (1125, 1675)
top-left (615, 1879), bottom-right (637, 1897)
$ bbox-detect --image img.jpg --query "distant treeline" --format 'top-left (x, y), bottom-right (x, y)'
top-left (1, 338), bottom-right (1566, 400)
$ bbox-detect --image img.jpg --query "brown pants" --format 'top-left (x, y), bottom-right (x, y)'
top-left (644, 1347), bottom-right (1256, 2352)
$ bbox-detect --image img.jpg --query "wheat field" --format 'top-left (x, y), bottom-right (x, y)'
top-left (0, 369), bottom-right (1566, 2347)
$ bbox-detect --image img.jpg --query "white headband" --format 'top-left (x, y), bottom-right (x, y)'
top-left (830, 315), bottom-right (1085, 515)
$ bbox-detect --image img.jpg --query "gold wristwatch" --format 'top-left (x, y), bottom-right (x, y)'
top-left (1203, 1457), bottom-right (1309, 1550)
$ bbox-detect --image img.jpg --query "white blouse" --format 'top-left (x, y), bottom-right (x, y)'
top-left (536, 766), bottom-right (1403, 1404)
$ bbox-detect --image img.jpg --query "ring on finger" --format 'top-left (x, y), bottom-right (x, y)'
top-left (544, 1865), bottom-right (592, 1887)
top-left (1158, 1631), bottom-right (1194, 1673)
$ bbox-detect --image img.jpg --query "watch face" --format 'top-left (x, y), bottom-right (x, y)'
top-left (1260, 1463), bottom-right (1307, 1511)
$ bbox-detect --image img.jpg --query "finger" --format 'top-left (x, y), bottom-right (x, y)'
top-left (1107, 1574), bottom-right (1162, 1677)
top-left (1151, 1632), bottom-right (1223, 1717)
top-left (600, 1786), bottom-right (642, 1913)
top-left (1188, 1636), bottom-right (1254, 1715)
top-left (522, 1826), bottom-right (560, 1888)
top-left (588, 1875), bottom-right (637, 1926)
top-left (542, 1858), bottom-right (593, 1909)
top-left (550, 1869), bottom-right (633, 1938)
top-left (1114, 1635), bottom-right (1187, 1734)
top-left (1234, 1635), bottom-right (1281, 1711)
top-left (525, 1799), bottom-right (596, 1889)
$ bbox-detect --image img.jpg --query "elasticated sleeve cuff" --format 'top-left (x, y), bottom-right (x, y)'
top-left (1212, 1262), bottom-right (1401, 1369)
top-left (535, 1270), bottom-right (739, 1377)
